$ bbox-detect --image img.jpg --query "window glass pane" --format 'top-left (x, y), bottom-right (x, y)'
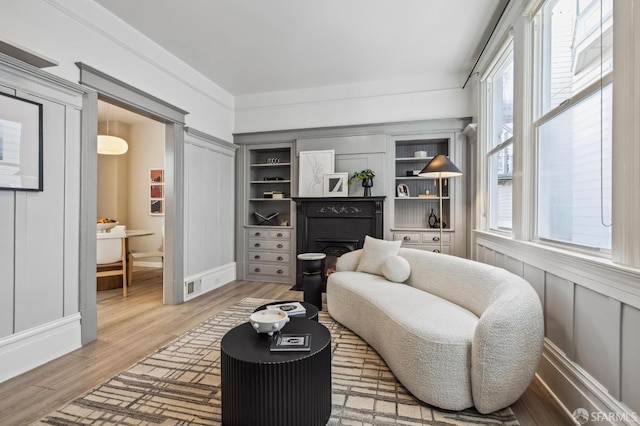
top-left (537, 84), bottom-right (612, 250)
top-left (489, 144), bottom-right (513, 230)
top-left (539, 0), bottom-right (613, 116)
top-left (491, 53), bottom-right (514, 149)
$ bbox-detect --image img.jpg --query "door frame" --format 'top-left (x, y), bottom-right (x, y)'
top-left (77, 62), bottom-right (188, 344)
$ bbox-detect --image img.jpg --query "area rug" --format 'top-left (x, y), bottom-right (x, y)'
top-left (35, 297), bottom-right (519, 425)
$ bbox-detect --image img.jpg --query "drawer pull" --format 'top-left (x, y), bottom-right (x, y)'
top-left (276, 232), bottom-right (283, 237)
top-left (254, 243), bottom-right (261, 248)
top-left (433, 249), bottom-right (441, 253)
top-left (255, 232), bottom-right (261, 237)
top-left (277, 244), bottom-right (283, 249)
top-left (403, 236), bottom-right (411, 241)
top-left (432, 236), bottom-right (440, 242)
top-left (254, 268), bottom-right (261, 273)
top-left (277, 256), bottom-right (283, 261)
top-left (277, 269), bottom-right (283, 274)
top-left (254, 255), bottom-right (261, 260)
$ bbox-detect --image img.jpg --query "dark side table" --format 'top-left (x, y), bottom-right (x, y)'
top-left (220, 318), bottom-right (332, 426)
top-left (297, 253), bottom-right (326, 310)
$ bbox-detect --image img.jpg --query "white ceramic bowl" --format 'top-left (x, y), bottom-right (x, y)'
top-left (249, 309), bottom-right (290, 335)
top-left (97, 221), bottom-right (119, 232)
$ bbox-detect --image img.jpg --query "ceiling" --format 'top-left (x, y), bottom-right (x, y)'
top-left (93, 0), bottom-right (507, 96)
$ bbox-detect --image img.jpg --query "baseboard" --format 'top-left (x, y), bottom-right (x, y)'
top-left (0, 313), bottom-right (82, 383)
top-left (183, 262), bottom-right (236, 301)
top-left (537, 340), bottom-right (639, 425)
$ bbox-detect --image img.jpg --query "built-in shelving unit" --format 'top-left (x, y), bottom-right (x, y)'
top-left (390, 133), bottom-right (463, 255)
top-left (236, 142), bottom-right (296, 284)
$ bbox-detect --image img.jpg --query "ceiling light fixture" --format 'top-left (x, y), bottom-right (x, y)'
top-left (97, 103), bottom-right (128, 155)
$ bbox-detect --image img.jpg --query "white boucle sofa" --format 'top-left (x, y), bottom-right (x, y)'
top-left (327, 246), bottom-right (544, 414)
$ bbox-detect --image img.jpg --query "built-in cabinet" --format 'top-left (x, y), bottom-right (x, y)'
top-left (388, 132), bottom-right (465, 256)
top-left (235, 142), bottom-right (295, 284)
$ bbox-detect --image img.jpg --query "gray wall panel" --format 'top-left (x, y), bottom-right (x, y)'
top-left (574, 286), bottom-right (621, 399)
top-left (0, 192), bottom-right (15, 338)
top-left (505, 256), bottom-right (524, 277)
top-left (14, 97), bottom-right (66, 332)
top-left (63, 107), bottom-right (81, 316)
top-left (523, 263), bottom-right (545, 306)
top-left (621, 304), bottom-right (640, 412)
top-left (545, 273), bottom-right (574, 358)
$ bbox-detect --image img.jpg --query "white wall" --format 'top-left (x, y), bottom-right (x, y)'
top-left (1, 0), bottom-right (234, 141)
top-left (128, 120), bottom-right (165, 254)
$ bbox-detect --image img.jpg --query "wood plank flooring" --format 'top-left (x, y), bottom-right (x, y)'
top-left (0, 268), bottom-right (572, 425)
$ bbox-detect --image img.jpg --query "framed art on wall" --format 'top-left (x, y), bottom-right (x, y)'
top-left (324, 172), bottom-right (349, 197)
top-left (298, 150), bottom-right (334, 197)
top-left (0, 92), bottom-right (43, 191)
top-left (149, 168), bottom-right (164, 215)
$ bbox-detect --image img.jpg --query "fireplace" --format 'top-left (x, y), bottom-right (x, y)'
top-left (292, 197), bottom-right (385, 288)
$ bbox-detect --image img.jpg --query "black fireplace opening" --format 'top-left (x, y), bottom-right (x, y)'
top-left (316, 238), bottom-right (359, 278)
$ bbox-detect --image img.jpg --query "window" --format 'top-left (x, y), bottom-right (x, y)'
top-left (486, 48), bottom-right (514, 231)
top-left (534, 0), bottom-right (613, 251)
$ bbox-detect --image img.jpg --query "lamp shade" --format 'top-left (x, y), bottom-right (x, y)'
top-left (418, 154), bottom-right (462, 178)
top-left (97, 135), bottom-right (128, 155)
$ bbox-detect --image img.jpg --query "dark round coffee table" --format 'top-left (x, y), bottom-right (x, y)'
top-left (253, 300), bottom-right (319, 321)
top-left (220, 318), bottom-right (332, 426)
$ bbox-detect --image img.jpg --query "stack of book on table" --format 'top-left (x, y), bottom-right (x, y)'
top-left (270, 333), bottom-right (312, 352)
top-left (266, 301), bottom-right (306, 317)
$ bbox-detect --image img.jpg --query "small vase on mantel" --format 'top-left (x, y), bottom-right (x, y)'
top-left (362, 178), bottom-right (373, 197)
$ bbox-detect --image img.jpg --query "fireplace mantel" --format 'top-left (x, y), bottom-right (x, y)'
top-left (292, 197), bottom-right (385, 287)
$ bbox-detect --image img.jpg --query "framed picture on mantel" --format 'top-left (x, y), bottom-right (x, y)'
top-left (298, 150), bottom-right (334, 197)
top-left (324, 172), bottom-right (348, 197)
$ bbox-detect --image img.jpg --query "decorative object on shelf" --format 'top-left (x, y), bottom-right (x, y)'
top-left (428, 209), bottom-right (438, 228)
top-left (98, 102), bottom-right (128, 156)
top-left (323, 172), bottom-right (349, 197)
top-left (419, 155), bottom-right (462, 253)
top-left (149, 168), bottom-right (165, 216)
top-left (397, 183), bottom-right (410, 197)
top-left (0, 92), bottom-right (43, 191)
top-left (266, 157), bottom-right (280, 164)
top-left (414, 151), bottom-right (427, 158)
top-left (249, 309), bottom-right (290, 336)
top-left (406, 170), bottom-right (420, 176)
top-left (348, 168), bottom-right (376, 197)
top-left (254, 211), bottom-right (279, 225)
top-left (299, 150), bottom-right (335, 197)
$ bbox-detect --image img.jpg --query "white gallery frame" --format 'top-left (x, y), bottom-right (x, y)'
top-left (298, 150), bottom-right (334, 197)
top-left (324, 172), bottom-right (349, 197)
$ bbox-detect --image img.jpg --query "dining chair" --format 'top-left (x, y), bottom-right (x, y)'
top-left (128, 226), bottom-right (164, 286)
top-left (97, 234), bottom-right (128, 297)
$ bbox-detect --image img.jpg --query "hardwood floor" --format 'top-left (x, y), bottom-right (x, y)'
top-left (0, 268), bottom-right (572, 425)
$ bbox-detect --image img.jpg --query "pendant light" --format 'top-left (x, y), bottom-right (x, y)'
top-left (98, 103), bottom-right (128, 155)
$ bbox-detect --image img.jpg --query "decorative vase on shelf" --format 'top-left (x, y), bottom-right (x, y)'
top-left (348, 169), bottom-right (376, 198)
top-left (362, 178), bottom-right (373, 197)
top-left (428, 209), bottom-right (438, 228)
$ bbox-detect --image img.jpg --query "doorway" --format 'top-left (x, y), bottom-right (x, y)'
top-left (96, 100), bottom-right (165, 298)
top-left (78, 62), bottom-right (188, 344)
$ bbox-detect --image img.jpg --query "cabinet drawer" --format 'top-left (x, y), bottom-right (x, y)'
top-left (248, 229), bottom-right (268, 238)
top-left (422, 232), bottom-right (451, 244)
top-left (249, 251), bottom-right (290, 263)
top-left (393, 233), bottom-right (422, 244)
top-left (248, 239), bottom-right (290, 251)
top-left (416, 244), bottom-right (452, 254)
top-left (248, 263), bottom-right (290, 277)
top-left (269, 230), bottom-right (290, 239)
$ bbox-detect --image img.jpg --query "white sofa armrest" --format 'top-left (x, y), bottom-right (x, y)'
top-left (471, 288), bottom-right (544, 414)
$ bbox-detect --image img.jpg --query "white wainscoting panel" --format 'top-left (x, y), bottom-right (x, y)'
top-left (621, 304), bottom-right (640, 413)
top-left (574, 286), bottom-right (621, 400)
top-left (0, 191), bottom-right (15, 338)
top-left (544, 273), bottom-right (575, 358)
